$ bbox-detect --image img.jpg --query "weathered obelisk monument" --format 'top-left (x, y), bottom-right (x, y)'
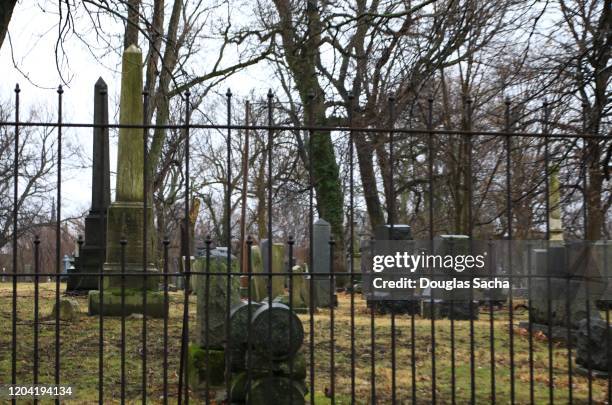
top-left (549, 167), bottom-right (564, 241)
top-left (88, 45), bottom-right (164, 317)
top-left (67, 78), bottom-right (111, 292)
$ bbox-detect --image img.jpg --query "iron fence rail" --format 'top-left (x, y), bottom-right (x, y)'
top-left (1, 84), bottom-right (611, 405)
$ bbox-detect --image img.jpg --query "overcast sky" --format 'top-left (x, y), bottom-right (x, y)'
top-left (1, 1), bottom-right (271, 218)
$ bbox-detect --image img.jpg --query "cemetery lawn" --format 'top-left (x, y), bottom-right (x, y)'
top-left (0, 283), bottom-right (609, 404)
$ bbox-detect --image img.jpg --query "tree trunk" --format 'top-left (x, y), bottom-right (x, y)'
top-left (353, 131), bottom-right (385, 229)
top-left (273, 0), bottom-right (346, 276)
top-left (307, 94), bottom-right (346, 276)
top-left (123, 0), bottom-right (141, 49)
top-left (586, 139), bottom-right (604, 239)
top-left (0, 0), bottom-right (17, 50)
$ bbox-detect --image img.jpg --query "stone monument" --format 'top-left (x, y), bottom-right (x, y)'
top-left (576, 317), bottom-right (611, 375)
top-left (194, 248), bottom-right (241, 348)
top-left (312, 219), bottom-right (335, 307)
top-left (188, 248), bottom-right (241, 390)
top-left (68, 78), bottom-right (111, 292)
top-left (249, 245), bottom-right (267, 301)
top-left (368, 224), bottom-right (419, 314)
top-left (549, 167), bottom-right (564, 241)
top-left (228, 302), bottom-right (308, 404)
top-left (527, 169), bottom-right (603, 334)
top-left (421, 235), bottom-right (479, 320)
top-left (88, 45), bottom-right (164, 317)
top-left (261, 239), bottom-right (286, 300)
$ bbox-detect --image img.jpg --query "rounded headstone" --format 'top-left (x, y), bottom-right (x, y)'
top-left (246, 376), bottom-right (306, 405)
top-left (230, 301), bottom-right (263, 345)
top-left (576, 317), bottom-right (611, 372)
top-left (251, 302), bottom-right (304, 361)
top-left (52, 298), bottom-right (81, 321)
top-left (229, 301), bottom-right (263, 369)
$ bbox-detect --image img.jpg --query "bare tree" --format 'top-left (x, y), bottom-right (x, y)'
top-left (0, 100), bottom-right (60, 251)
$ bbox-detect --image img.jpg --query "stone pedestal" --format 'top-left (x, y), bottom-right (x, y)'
top-left (88, 288), bottom-right (165, 318)
top-left (187, 344), bottom-right (226, 389)
top-left (68, 213), bottom-right (106, 291)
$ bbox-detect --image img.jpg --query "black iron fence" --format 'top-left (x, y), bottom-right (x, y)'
top-left (0, 84), bottom-right (610, 404)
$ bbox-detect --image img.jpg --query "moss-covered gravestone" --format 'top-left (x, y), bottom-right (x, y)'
top-left (194, 249), bottom-right (241, 348)
top-left (261, 239), bottom-right (286, 300)
top-left (227, 301), bottom-right (308, 404)
top-left (247, 377), bottom-right (307, 405)
top-left (52, 298), bottom-right (81, 321)
top-left (88, 44), bottom-right (163, 317)
top-left (250, 245), bottom-right (266, 302)
top-left (291, 264), bottom-right (310, 313)
top-left (188, 248), bottom-right (241, 392)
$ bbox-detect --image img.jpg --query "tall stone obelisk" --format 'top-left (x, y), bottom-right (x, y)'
top-left (67, 78), bottom-right (111, 292)
top-left (88, 45), bottom-right (164, 317)
top-left (549, 166), bottom-right (564, 241)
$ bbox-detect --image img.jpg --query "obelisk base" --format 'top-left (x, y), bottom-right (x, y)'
top-left (87, 201), bottom-right (161, 316)
top-left (67, 212), bottom-right (107, 292)
top-left (88, 288), bottom-right (166, 318)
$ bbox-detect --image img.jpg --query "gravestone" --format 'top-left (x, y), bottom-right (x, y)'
top-left (247, 377), bottom-right (307, 405)
top-left (88, 45), bottom-right (163, 317)
top-left (369, 224), bottom-right (419, 314)
top-left (251, 302), bottom-right (304, 361)
top-left (289, 264), bottom-right (309, 313)
top-left (194, 248), bottom-right (241, 348)
top-left (68, 78), bottom-right (111, 292)
top-left (529, 244), bottom-right (602, 330)
top-left (249, 245), bottom-right (267, 302)
top-left (576, 317), bottom-right (611, 374)
top-left (344, 231), bottom-right (362, 290)
top-left (374, 224), bottom-right (412, 241)
top-left (421, 235), bottom-right (479, 320)
top-left (188, 248), bottom-right (241, 391)
top-left (594, 240), bottom-right (612, 309)
top-left (312, 219), bottom-right (334, 307)
top-left (260, 239), bottom-right (285, 299)
top-left (549, 167), bottom-right (564, 241)
top-left (261, 239), bottom-right (285, 300)
top-left (229, 301), bottom-right (263, 370)
top-left (227, 301), bottom-right (308, 404)
top-left (356, 236), bottom-right (372, 292)
top-left (52, 298), bottom-right (81, 322)
top-left (63, 255), bottom-right (71, 274)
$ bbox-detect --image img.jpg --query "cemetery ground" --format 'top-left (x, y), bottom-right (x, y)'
top-left (0, 283), bottom-right (608, 404)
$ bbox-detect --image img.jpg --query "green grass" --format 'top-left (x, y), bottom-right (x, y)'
top-left (0, 283), bottom-right (608, 404)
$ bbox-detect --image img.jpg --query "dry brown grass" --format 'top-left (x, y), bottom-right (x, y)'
top-left (0, 283), bottom-right (609, 404)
